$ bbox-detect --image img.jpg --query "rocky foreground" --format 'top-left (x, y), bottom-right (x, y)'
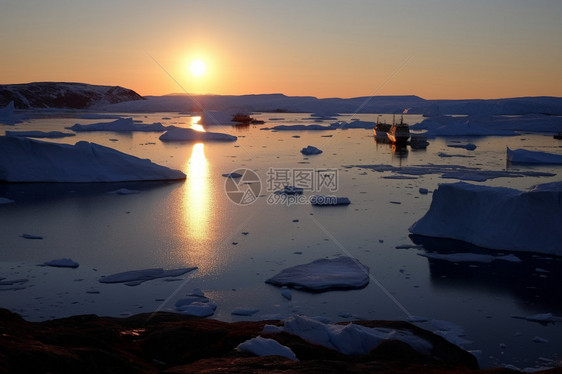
top-left (0, 308), bottom-right (559, 373)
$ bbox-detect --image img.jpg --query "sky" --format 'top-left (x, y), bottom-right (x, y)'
top-left (1, 0), bottom-right (561, 99)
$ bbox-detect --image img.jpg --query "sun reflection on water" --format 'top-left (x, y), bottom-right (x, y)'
top-left (184, 142), bottom-right (210, 244)
top-left (190, 116), bottom-right (205, 132)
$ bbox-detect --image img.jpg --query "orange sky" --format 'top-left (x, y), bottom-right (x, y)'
top-left (1, 1), bottom-right (561, 99)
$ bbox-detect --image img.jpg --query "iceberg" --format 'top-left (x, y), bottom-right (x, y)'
top-left (265, 256), bottom-right (369, 292)
top-left (236, 336), bottom-right (297, 360)
top-left (0, 136), bottom-right (186, 182)
top-left (40, 258), bottom-right (79, 268)
top-left (281, 315), bottom-right (432, 355)
top-left (410, 115), bottom-right (519, 137)
top-left (0, 101), bottom-right (22, 125)
top-left (99, 267), bottom-right (197, 286)
top-left (409, 182), bottom-right (562, 255)
top-left (67, 117), bottom-right (168, 132)
top-left (507, 147), bottom-right (562, 165)
top-left (159, 127), bottom-right (237, 142)
top-left (300, 145), bottom-right (322, 155)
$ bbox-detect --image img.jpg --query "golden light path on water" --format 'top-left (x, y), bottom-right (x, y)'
top-left (184, 142), bottom-right (209, 244)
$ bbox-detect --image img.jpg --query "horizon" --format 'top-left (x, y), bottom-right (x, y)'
top-left (1, 1), bottom-right (561, 100)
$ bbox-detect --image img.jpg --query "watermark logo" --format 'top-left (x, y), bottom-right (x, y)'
top-left (224, 168), bottom-right (261, 205)
top-left (224, 167), bottom-right (339, 206)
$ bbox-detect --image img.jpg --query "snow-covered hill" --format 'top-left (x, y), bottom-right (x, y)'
top-left (0, 82), bottom-right (144, 109)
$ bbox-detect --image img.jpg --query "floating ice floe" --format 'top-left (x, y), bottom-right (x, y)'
top-left (21, 234), bottom-right (43, 239)
top-left (437, 152), bottom-right (475, 158)
top-left (511, 313), bottom-right (562, 325)
top-left (300, 145), bottom-right (322, 155)
top-left (430, 319), bottom-right (472, 347)
top-left (410, 115), bottom-right (519, 137)
top-left (280, 315), bottom-right (433, 355)
top-left (447, 143), bottom-right (477, 151)
top-left (40, 258), bottom-right (79, 268)
top-left (231, 307), bottom-right (259, 316)
top-left (0, 197), bottom-right (14, 204)
top-left (5, 130), bottom-right (76, 139)
top-left (347, 164), bottom-right (555, 182)
top-left (507, 147), bottom-right (562, 165)
top-left (67, 117), bottom-right (168, 132)
top-left (175, 289), bottom-right (216, 317)
top-left (222, 172), bottom-right (243, 178)
top-left (108, 188), bottom-right (140, 195)
top-left (409, 181), bottom-right (562, 255)
top-left (159, 127), bottom-right (237, 142)
top-left (337, 120), bottom-right (377, 129)
top-left (236, 336), bottom-right (298, 360)
top-left (0, 136), bottom-right (186, 182)
top-left (265, 256), bottom-right (369, 292)
top-left (99, 267), bottom-right (197, 286)
top-left (0, 278), bottom-right (29, 291)
top-left (263, 124), bottom-right (337, 131)
top-left (310, 195), bottom-right (351, 206)
top-left (274, 186), bottom-right (304, 195)
top-left (419, 252), bottom-right (521, 263)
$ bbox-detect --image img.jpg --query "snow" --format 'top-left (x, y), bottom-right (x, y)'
top-left (99, 267), bottom-right (197, 286)
top-left (507, 147), bottom-right (562, 164)
top-left (41, 258), bottom-right (79, 268)
top-left (265, 256), bottom-right (369, 292)
top-left (409, 181), bottom-right (562, 255)
top-left (419, 252), bottom-right (522, 263)
top-left (5, 131), bottom-right (75, 139)
top-left (67, 117), bottom-right (168, 132)
top-left (281, 315), bottom-right (432, 355)
top-left (0, 136), bottom-right (186, 182)
top-left (236, 336), bottom-right (298, 360)
top-left (310, 195), bottom-right (351, 206)
top-left (300, 145), bottom-right (323, 155)
top-left (159, 127), bottom-right (237, 142)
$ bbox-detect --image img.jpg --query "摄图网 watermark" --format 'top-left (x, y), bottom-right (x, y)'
top-left (224, 167), bottom-right (339, 206)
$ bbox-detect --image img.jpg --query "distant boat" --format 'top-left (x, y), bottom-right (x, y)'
top-left (373, 119), bottom-right (391, 142)
top-left (387, 115), bottom-right (410, 144)
top-left (409, 133), bottom-right (429, 149)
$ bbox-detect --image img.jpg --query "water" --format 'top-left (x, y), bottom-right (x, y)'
top-left (1, 112), bottom-right (561, 370)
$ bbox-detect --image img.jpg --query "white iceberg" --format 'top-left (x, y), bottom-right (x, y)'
top-left (67, 117), bottom-right (168, 132)
top-left (265, 256), bottom-right (369, 292)
top-left (0, 136), bottom-right (186, 182)
top-left (236, 336), bottom-right (297, 360)
top-left (300, 145), bottom-right (322, 155)
top-left (281, 315), bottom-right (432, 355)
top-left (507, 147), bottom-right (562, 165)
top-left (409, 182), bottom-right (562, 255)
top-left (5, 131), bottom-right (76, 139)
top-left (159, 127), bottom-right (237, 142)
top-left (99, 267), bottom-right (197, 286)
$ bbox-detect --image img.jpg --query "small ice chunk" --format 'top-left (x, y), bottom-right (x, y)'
top-left (418, 188), bottom-right (429, 195)
top-left (159, 127), bottom-right (237, 142)
top-left (231, 308), bottom-right (259, 316)
top-left (300, 145), bottom-right (322, 155)
top-left (99, 267), bottom-right (197, 284)
top-left (0, 197), bottom-right (15, 204)
top-left (310, 195), bottom-right (350, 206)
top-left (41, 258), bottom-right (79, 268)
top-left (262, 324), bottom-right (283, 334)
top-left (532, 336), bottom-right (549, 344)
top-left (177, 302), bottom-right (216, 317)
top-left (21, 234), bottom-right (43, 240)
top-left (281, 289), bottom-right (292, 300)
top-left (236, 336), bottom-right (297, 360)
top-left (109, 188), bottom-right (140, 195)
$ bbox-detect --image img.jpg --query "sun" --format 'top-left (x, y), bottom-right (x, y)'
top-left (189, 59), bottom-right (206, 77)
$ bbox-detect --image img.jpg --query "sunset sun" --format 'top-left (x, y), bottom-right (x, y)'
top-left (189, 59), bottom-right (206, 77)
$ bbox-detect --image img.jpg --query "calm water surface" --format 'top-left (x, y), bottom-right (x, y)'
top-left (1, 112), bottom-right (561, 369)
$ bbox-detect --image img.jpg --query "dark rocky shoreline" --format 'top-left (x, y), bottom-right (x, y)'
top-left (1, 308), bottom-right (560, 373)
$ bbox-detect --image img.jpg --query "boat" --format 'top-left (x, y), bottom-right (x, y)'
top-left (409, 133), bottom-right (429, 149)
top-left (231, 113), bottom-right (254, 123)
top-left (387, 115), bottom-right (410, 144)
top-left (373, 119), bottom-right (391, 142)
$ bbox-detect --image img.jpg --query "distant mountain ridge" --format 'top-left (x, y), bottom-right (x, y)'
top-left (0, 82), bottom-right (144, 109)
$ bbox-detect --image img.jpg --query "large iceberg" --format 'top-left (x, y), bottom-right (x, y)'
top-left (0, 136), bottom-right (186, 182)
top-left (0, 101), bottom-right (22, 125)
top-left (67, 117), bottom-right (168, 132)
top-left (507, 147), bottom-right (562, 165)
top-left (409, 182), bottom-right (562, 255)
